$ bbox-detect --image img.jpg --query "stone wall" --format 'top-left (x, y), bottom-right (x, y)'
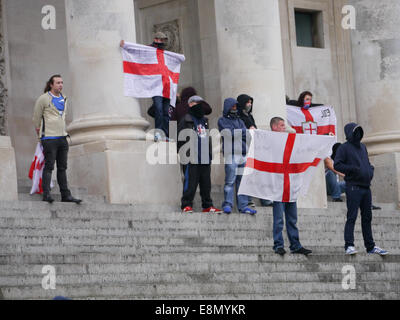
top-left (4, 0), bottom-right (70, 179)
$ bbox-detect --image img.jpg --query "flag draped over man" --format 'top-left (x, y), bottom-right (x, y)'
top-left (287, 104), bottom-right (336, 135)
top-left (121, 42), bottom-right (185, 107)
top-left (238, 130), bottom-right (335, 202)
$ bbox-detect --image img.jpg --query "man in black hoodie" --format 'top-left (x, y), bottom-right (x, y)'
top-left (237, 94), bottom-right (273, 207)
top-left (334, 123), bottom-right (388, 256)
top-left (177, 95), bottom-right (221, 214)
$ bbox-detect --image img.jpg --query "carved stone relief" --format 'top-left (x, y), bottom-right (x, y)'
top-left (153, 19), bottom-right (183, 53)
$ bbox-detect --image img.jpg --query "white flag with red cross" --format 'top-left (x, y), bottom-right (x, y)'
top-left (238, 130), bottom-right (335, 202)
top-left (28, 143), bottom-right (54, 195)
top-left (286, 105), bottom-right (337, 135)
top-left (121, 42), bottom-right (185, 107)
top-left (28, 143), bottom-right (45, 194)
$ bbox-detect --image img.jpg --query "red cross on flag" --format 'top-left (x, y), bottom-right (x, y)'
top-left (286, 105), bottom-right (337, 135)
top-left (238, 130), bottom-right (335, 202)
top-left (121, 42), bottom-right (185, 106)
top-left (28, 143), bottom-right (54, 195)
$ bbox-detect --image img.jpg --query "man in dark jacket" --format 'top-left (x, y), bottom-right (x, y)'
top-left (334, 123), bottom-right (388, 255)
top-left (237, 94), bottom-right (273, 208)
top-left (177, 95), bottom-right (221, 214)
top-left (218, 98), bottom-right (256, 215)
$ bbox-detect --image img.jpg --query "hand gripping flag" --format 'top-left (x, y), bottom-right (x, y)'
top-left (121, 42), bottom-right (185, 107)
top-left (28, 143), bottom-right (53, 195)
top-left (238, 130), bottom-right (335, 202)
top-left (286, 105), bottom-right (337, 135)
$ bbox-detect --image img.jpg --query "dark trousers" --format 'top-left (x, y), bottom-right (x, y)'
top-left (41, 137), bottom-right (71, 198)
top-left (152, 96), bottom-right (170, 137)
top-left (344, 185), bottom-right (375, 252)
top-left (181, 164), bottom-right (213, 209)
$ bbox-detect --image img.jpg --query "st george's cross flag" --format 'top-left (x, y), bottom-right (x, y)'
top-left (286, 105), bottom-right (337, 135)
top-left (28, 143), bottom-right (54, 195)
top-left (238, 130), bottom-right (335, 202)
top-left (121, 42), bottom-right (185, 107)
top-left (28, 143), bottom-right (45, 194)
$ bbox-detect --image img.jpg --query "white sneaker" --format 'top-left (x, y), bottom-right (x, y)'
top-left (345, 246), bottom-right (358, 255)
top-left (368, 246), bottom-right (389, 256)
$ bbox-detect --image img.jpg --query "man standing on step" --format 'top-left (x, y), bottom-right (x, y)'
top-left (177, 95), bottom-right (222, 214)
top-left (334, 123), bottom-right (388, 256)
top-left (32, 75), bottom-right (82, 204)
top-left (270, 117), bottom-right (312, 256)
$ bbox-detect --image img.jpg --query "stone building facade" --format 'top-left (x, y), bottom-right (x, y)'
top-left (0, 0), bottom-right (399, 207)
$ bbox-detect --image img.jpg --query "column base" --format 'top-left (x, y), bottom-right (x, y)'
top-left (0, 136), bottom-right (18, 201)
top-left (67, 140), bottom-right (181, 205)
top-left (370, 152), bottom-right (400, 208)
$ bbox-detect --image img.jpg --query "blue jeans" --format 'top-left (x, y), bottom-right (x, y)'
top-left (152, 96), bottom-right (170, 136)
top-left (325, 170), bottom-right (346, 199)
top-left (272, 201), bottom-right (302, 252)
top-left (223, 157), bottom-right (248, 211)
top-left (344, 185), bottom-right (375, 252)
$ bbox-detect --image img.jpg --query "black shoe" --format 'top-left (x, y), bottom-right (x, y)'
top-left (42, 194), bottom-right (54, 203)
top-left (292, 247), bottom-right (312, 256)
top-left (372, 205), bottom-right (381, 210)
top-left (275, 248), bottom-right (286, 256)
top-left (61, 195), bottom-right (82, 204)
top-left (332, 198), bottom-right (343, 202)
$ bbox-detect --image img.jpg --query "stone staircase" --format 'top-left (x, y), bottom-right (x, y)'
top-left (0, 189), bottom-right (399, 299)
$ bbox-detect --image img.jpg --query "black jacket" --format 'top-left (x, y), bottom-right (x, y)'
top-left (177, 113), bottom-right (212, 164)
top-left (334, 123), bottom-right (374, 187)
top-left (237, 94), bottom-right (257, 129)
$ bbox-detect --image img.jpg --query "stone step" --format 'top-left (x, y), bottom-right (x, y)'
top-left (0, 252), bottom-right (399, 265)
top-left (81, 291), bottom-right (399, 300)
top-left (1, 216), bottom-right (400, 232)
top-left (1, 270), bottom-right (399, 287)
top-left (0, 233), bottom-right (398, 247)
top-left (0, 225), bottom-right (398, 239)
top-left (1, 199), bottom-right (399, 215)
top-left (1, 209), bottom-right (399, 225)
top-left (2, 281), bottom-right (400, 300)
top-left (1, 260), bottom-right (400, 277)
top-left (1, 244), bottom-right (399, 255)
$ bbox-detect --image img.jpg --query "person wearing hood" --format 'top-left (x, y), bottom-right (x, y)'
top-left (218, 98), bottom-right (256, 215)
top-left (177, 95), bottom-right (222, 214)
top-left (171, 87), bottom-right (212, 123)
top-left (334, 123), bottom-right (388, 256)
top-left (237, 94), bottom-right (273, 208)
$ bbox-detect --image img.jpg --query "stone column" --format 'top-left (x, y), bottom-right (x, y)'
top-left (197, 0), bottom-right (287, 130)
top-left (197, 0), bottom-right (327, 208)
top-left (350, 0), bottom-right (400, 207)
top-left (64, 0), bottom-right (181, 205)
top-left (64, 0), bottom-right (149, 145)
top-left (350, 0), bottom-right (400, 155)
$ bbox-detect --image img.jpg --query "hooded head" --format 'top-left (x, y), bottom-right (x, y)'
top-left (180, 87), bottom-right (197, 104)
top-left (223, 98), bottom-right (238, 117)
top-left (331, 142), bottom-right (342, 160)
top-left (237, 94), bottom-right (254, 114)
top-left (344, 122), bottom-right (364, 147)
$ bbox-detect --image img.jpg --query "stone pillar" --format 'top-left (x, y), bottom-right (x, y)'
top-left (0, 136), bottom-right (18, 201)
top-left (350, 0), bottom-right (400, 155)
top-left (197, 0), bottom-right (287, 130)
top-left (64, 0), bottom-right (181, 205)
top-left (197, 0), bottom-right (327, 208)
top-left (64, 0), bottom-right (149, 145)
top-left (350, 0), bottom-right (400, 206)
